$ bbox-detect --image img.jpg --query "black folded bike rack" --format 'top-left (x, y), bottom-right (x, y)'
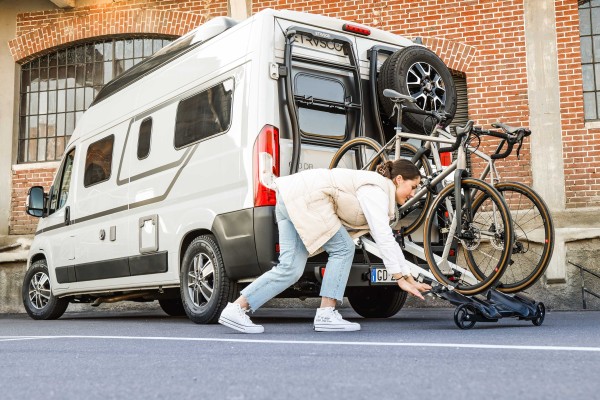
top-left (429, 284), bottom-right (546, 329)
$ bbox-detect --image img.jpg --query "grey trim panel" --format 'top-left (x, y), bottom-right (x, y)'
top-left (54, 251), bottom-right (168, 283)
top-left (212, 207), bottom-right (279, 280)
top-left (130, 252), bottom-right (168, 275)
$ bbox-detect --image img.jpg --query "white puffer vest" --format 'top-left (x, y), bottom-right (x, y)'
top-left (274, 168), bottom-right (397, 255)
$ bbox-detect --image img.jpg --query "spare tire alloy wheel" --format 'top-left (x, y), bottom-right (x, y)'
top-left (407, 61), bottom-right (446, 113)
top-left (378, 46), bottom-right (457, 134)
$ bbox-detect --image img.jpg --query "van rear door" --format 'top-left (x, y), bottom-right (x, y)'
top-left (273, 19), bottom-right (364, 175)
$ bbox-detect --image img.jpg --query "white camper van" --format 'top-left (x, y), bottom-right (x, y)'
top-left (23, 9), bottom-right (457, 323)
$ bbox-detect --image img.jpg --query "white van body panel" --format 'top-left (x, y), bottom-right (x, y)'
top-left (26, 8), bottom-right (428, 304)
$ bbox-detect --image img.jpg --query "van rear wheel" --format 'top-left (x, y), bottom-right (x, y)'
top-left (180, 234), bottom-right (237, 324)
top-left (22, 259), bottom-right (69, 320)
top-left (158, 298), bottom-right (186, 316)
top-left (347, 286), bottom-right (407, 318)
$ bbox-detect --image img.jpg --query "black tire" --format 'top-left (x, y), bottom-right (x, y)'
top-left (480, 182), bottom-right (555, 293)
top-left (180, 235), bottom-right (237, 324)
top-left (329, 137), bottom-right (387, 171)
top-left (423, 178), bottom-right (513, 296)
top-left (158, 298), bottom-right (186, 316)
top-left (378, 46), bottom-right (457, 134)
top-left (347, 286), bottom-right (408, 318)
top-left (454, 303), bottom-right (477, 330)
top-left (532, 302), bottom-right (546, 326)
top-left (395, 142), bottom-right (433, 235)
top-left (22, 259), bottom-right (69, 320)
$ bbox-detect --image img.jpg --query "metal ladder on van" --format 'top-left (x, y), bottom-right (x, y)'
top-left (281, 26), bottom-right (365, 174)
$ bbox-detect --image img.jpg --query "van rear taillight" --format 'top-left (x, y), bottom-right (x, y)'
top-left (342, 23), bottom-right (371, 36)
top-left (253, 125), bottom-right (280, 207)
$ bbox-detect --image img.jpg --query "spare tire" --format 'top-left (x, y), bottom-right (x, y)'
top-left (378, 46), bottom-right (457, 134)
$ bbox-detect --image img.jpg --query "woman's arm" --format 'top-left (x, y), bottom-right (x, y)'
top-left (356, 185), bottom-right (410, 276)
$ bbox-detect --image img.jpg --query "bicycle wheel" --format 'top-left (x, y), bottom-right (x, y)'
top-left (393, 142), bottom-right (433, 235)
top-left (470, 182), bottom-right (554, 293)
top-left (423, 178), bottom-right (513, 295)
top-left (329, 137), bottom-right (387, 171)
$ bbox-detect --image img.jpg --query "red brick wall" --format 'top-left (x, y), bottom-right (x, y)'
top-left (9, 0), bottom-right (229, 234)
top-left (255, 0), bottom-right (599, 207)
top-left (8, 0), bottom-right (597, 235)
top-left (255, 0), bottom-right (533, 184)
top-left (556, 0), bottom-right (600, 208)
top-left (9, 0), bottom-right (229, 62)
top-left (10, 166), bottom-right (57, 235)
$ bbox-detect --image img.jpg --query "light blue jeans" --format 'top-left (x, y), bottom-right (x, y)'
top-left (241, 195), bottom-right (355, 311)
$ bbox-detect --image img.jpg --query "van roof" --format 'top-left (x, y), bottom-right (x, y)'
top-left (91, 16), bottom-right (239, 106)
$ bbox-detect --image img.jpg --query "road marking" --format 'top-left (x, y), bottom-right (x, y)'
top-left (0, 337), bottom-right (48, 342)
top-left (1, 335), bottom-right (600, 352)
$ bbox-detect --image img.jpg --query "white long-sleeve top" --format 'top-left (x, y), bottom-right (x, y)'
top-left (356, 185), bottom-right (411, 276)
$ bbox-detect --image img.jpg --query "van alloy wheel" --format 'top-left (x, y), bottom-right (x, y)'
top-left (180, 235), bottom-right (237, 324)
top-left (22, 259), bottom-right (69, 320)
top-left (187, 253), bottom-right (215, 307)
top-left (29, 271), bottom-right (51, 309)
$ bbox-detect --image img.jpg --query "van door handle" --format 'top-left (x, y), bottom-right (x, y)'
top-left (65, 206), bottom-right (71, 226)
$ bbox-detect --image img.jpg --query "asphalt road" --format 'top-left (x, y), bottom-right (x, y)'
top-left (1, 307), bottom-right (599, 400)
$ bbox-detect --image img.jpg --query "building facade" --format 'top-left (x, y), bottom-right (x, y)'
top-left (1, 0), bottom-right (599, 309)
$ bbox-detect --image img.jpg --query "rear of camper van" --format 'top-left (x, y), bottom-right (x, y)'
top-left (22, 9), bottom-right (457, 323)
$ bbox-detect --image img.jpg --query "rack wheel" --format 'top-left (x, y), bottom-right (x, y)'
top-left (454, 304), bottom-right (477, 330)
top-left (532, 302), bottom-right (546, 326)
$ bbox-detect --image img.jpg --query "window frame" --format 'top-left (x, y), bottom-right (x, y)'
top-left (48, 147), bottom-right (76, 215)
top-left (294, 72), bottom-right (349, 141)
top-left (83, 134), bottom-right (115, 188)
top-left (137, 117), bottom-right (153, 160)
top-left (173, 79), bottom-right (235, 150)
top-left (17, 36), bottom-right (173, 164)
top-left (579, 0), bottom-right (600, 121)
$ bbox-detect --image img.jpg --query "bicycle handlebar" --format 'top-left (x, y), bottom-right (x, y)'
top-left (472, 124), bottom-right (531, 159)
top-left (438, 120), bottom-right (473, 154)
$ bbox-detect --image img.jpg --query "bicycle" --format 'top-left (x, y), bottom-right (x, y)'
top-left (444, 123), bottom-right (555, 293)
top-left (331, 90), bottom-right (554, 293)
top-left (330, 90), bottom-right (514, 295)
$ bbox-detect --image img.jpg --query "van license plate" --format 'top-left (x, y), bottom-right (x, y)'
top-left (370, 268), bottom-right (397, 285)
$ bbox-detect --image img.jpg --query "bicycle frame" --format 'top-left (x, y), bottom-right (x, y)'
top-left (351, 129), bottom-right (482, 287)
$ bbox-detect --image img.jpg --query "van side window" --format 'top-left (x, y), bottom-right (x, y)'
top-left (137, 117), bottom-right (152, 159)
top-left (48, 148), bottom-right (75, 215)
top-left (174, 79), bottom-right (233, 149)
top-left (295, 73), bottom-right (347, 139)
top-left (84, 135), bottom-right (115, 187)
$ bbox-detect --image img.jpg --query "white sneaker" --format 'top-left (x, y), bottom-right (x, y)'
top-left (314, 307), bottom-right (361, 332)
top-left (218, 302), bottom-right (264, 334)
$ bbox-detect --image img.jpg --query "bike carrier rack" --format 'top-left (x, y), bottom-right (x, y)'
top-left (358, 237), bottom-right (546, 329)
top-left (432, 285), bottom-right (545, 330)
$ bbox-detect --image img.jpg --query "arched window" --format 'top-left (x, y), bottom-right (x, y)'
top-left (18, 36), bottom-right (174, 163)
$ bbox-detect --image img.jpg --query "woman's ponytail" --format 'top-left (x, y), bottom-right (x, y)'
top-left (376, 159), bottom-right (420, 181)
top-left (376, 160), bottom-right (394, 179)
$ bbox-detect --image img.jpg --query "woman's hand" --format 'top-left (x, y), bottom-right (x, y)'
top-left (396, 275), bottom-right (431, 300)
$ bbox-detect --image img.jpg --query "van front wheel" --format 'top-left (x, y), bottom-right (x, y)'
top-left (180, 235), bottom-right (237, 324)
top-left (22, 259), bottom-right (69, 320)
